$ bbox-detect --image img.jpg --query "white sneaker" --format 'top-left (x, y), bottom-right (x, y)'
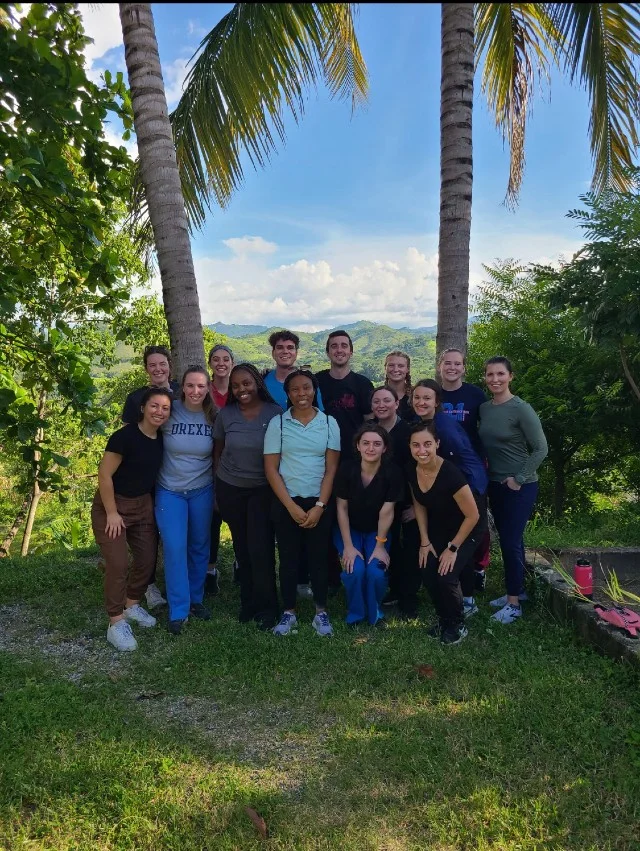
top-left (491, 603), bottom-right (522, 624)
top-left (273, 612), bottom-right (297, 636)
top-left (490, 592), bottom-right (528, 608)
top-left (145, 583), bottom-right (166, 609)
top-left (312, 611), bottom-right (333, 636)
top-left (463, 598), bottom-right (479, 618)
top-left (297, 583), bottom-right (313, 600)
top-left (107, 620), bottom-right (138, 651)
top-left (123, 603), bottom-right (157, 628)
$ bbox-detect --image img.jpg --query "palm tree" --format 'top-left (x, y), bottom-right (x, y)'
top-left (436, 2), bottom-right (640, 358)
top-left (119, 3), bottom-right (367, 377)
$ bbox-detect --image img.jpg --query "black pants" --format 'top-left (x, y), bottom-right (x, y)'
top-left (400, 492), bottom-right (487, 621)
top-left (215, 477), bottom-right (277, 619)
top-left (272, 496), bottom-right (332, 610)
top-left (209, 507), bottom-right (222, 564)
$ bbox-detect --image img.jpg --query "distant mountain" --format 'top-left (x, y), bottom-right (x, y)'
top-left (208, 322), bottom-right (271, 337)
top-left (217, 320), bottom-right (437, 383)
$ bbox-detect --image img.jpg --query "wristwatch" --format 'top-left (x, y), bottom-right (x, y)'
top-left (447, 542), bottom-right (458, 553)
top-left (315, 500), bottom-right (326, 510)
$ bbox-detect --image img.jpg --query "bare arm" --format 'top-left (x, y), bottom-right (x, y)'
top-left (410, 487), bottom-right (436, 568)
top-left (97, 452), bottom-right (125, 539)
top-left (370, 501), bottom-right (395, 567)
top-left (336, 497), bottom-right (362, 572)
top-left (212, 438), bottom-right (225, 476)
top-left (300, 448), bottom-right (341, 529)
top-left (264, 454), bottom-right (307, 524)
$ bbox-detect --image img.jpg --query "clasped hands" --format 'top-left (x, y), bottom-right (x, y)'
top-left (289, 503), bottom-right (324, 529)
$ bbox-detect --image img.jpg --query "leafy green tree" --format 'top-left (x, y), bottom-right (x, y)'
top-left (437, 3), bottom-right (640, 357)
top-left (467, 261), bottom-right (632, 517)
top-left (545, 171), bottom-right (640, 402)
top-left (0, 4), bottom-right (145, 555)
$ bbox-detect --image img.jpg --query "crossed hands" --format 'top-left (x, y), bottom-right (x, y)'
top-left (289, 503), bottom-right (324, 530)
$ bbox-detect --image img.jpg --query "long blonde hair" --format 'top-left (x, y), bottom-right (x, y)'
top-left (384, 350), bottom-right (412, 396)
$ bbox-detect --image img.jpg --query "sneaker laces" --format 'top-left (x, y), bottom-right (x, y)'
top-left (316, 612), bottom-right (330, 626)
top-left (278, 612), bottom-right (294, 626)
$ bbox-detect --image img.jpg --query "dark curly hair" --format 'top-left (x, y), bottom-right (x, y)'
top-left (227, 363), bottom-right (278, 406)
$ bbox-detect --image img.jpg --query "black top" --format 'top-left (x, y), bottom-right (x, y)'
top-left (406, 459), bottom-right (471, 552)
top-left (105, 423), bottom-right (164, 497)
top-left (122, 381), bottom-right (180, 425)
top-left (397, 393), bottom-right (414, 422)
top-left (387, 417), bottom-right (412, 469)
top-left (316, 370), bottom-right (374, 460)
top-left (334, 459), bottom-right (404, 533)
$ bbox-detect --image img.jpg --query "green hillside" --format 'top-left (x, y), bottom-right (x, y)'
top-left (217, 320), bottom-right (436, 383)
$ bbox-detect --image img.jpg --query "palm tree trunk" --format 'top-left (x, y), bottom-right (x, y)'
top-left (436, 3), bottom-right (474, 359)
top-left (119, 3), bottom-right (206, 377)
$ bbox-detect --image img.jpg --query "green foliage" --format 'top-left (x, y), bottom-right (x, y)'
top-left (468, 261), bottom-right (635, 517)
top-left (546, 172), bottom-right (640, 399)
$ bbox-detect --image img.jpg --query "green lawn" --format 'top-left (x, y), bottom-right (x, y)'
top-left (0, 544), bottom-right (638, 850)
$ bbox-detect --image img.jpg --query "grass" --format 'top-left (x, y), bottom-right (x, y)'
top-left (1, 543), bottom-right (639, 850)
top-left (526, 503), bottom-right (640, 549)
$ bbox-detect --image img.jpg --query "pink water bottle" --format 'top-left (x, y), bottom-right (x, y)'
top-left (573, 559), bottom-right (593, 599)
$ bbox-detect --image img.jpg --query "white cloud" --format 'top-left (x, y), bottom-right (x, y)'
top-left (77, 4), bottom-right (123, 70)
top-left (223, 236), bottom-right (279, 258)
top-left (103, 127), bottom-right (138, 159)
top-left (163, 58), bottom-right (190, 108)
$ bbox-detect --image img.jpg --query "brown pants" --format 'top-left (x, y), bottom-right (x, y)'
top-left (91, 491), bottom-right (158, 617)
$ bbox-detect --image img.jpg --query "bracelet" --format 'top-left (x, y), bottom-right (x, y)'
top-left (420, 543), bottom-right (430, 548)
top-left (375, 536), bottom-right (388, 544)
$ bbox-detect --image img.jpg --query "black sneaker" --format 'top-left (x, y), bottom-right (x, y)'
top-left (205, 571), bottom-right (219, 596)
top-left (441, 624), bottom-right (468, 646)
top-left (474, 569), bottom-right (486, 592)
top-left (167, 619), bottom-right (186, 635)
top-left (426, 621), bottom-right (443, 639)
top-left (382, 590), bottom-right (399, 607)
top-left (190, 603), bottom-right (211, 621)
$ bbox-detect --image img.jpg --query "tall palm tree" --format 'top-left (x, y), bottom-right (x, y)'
top-left (436, 2), bottom-right (640, 358)
top-left (119, 3), bottom-right (367, 377)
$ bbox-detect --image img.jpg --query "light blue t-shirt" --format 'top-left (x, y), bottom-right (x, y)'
top-left (264, 409), bottom-right (341, 498)
top-left (157, 400), bottom-right (214, 492)
top-left (264, 369), bottom-right (325, 412)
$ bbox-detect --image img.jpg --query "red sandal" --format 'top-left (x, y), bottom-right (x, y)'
top-left (594, 605), bottom-right (640, 639)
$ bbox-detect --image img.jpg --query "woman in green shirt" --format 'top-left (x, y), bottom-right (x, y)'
top-left (478, 357), bottom-right (548, 625)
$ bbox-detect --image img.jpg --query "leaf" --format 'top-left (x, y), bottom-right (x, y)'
top-left (415, 664), bottom-right (435, 679)
top-left (244, 806), bottom-right (268, 839)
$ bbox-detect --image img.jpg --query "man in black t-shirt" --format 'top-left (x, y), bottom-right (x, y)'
top-left (316, 330), bottom-right (374, 461)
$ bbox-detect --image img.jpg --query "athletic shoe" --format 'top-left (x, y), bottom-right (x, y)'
top-left (189, 603), bottom-right (211, 620)
top-left (474, 569), bottom-right (486, 592)
top-left (256, 614), bottom-right (278, 632)
top-left (426, 622), bottom-right (443, 639)
top-left (205, 570), bottom-right (219, 596)
top-left (297, 583), bottom-right (313, 600)
top-left (491, 603), bottom-right (522, 624)
top-left (273, 612), bottom-right (297, 636)
top-left (463, 598), bottom-right (479, 618)
top-left (122, 603), bottom-right (156, 629)
top-left (107, 620), bottom-right (138, 651)
top-left (232, 560), bottom-right (240, 586)
top-left (167, 619), bottom-right (186, 635)
top-left (382, 590), bottom-right (399, 607)
top-left (312, 611), bottom-right (333, 636)
top-left (373, 618), bottom-right (388, 630)
top-left (490, 592), bottom-right (529, 608)
top-left (441, 624), bottom-right (469, 645)
top-left (145, 583), bottom-right (166, 609)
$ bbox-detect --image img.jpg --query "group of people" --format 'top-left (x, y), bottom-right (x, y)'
top-left (92, 329), bottom-right (548, 652)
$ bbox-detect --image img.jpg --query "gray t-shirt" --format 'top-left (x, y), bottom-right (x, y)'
top-left (157, 399), bottom-right (214, 492)
top-left (214, 402), bottom-right (282, 488)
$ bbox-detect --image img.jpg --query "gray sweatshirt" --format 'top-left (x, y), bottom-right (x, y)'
top-left (157, 400), bottom-right (214, 492)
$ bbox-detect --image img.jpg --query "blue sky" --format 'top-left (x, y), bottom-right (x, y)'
top-left (79, 3), bottom-right (600, 330)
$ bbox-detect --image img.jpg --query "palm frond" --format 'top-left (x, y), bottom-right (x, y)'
top-left (170, 3), bottom-right (368, 230)
top-left (475, 3), bottom-right (560, 208)
top-left (547, 3), bottom-right (640, 194)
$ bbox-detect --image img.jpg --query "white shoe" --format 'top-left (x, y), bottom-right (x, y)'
top-left (145, 583), bottom-right (166, 609)
top-left (107, 620), bottom-right (138, 651)
top-left (312, 611), bottom-right (333, 636)
top-left (491, 603), bottom-right (522, 625)
top-left (273, 612), bottom-right (297, 636)
top-left (490, 592), bottom-right (528, 608)
top-left (123, 603), bottom-right (156, 628)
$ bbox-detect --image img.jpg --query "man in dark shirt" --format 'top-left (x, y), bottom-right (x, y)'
top-left (316, 330), bottom-right (374, 461)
